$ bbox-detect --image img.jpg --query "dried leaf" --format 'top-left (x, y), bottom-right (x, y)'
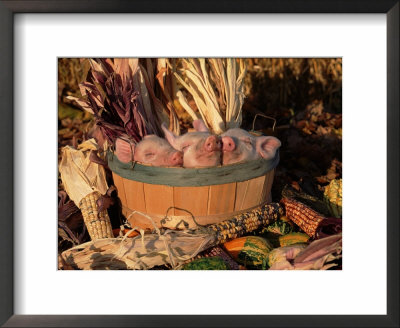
top-left (71, 58), bottom-right (172, 144)
top-left (170, 58), bottom-right (246, 133)
top-left (66, 96), bottom-right (94, 114)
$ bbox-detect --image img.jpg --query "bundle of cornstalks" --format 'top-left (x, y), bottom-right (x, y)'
top-left (59, 139), bottom-right (113, 240)
top-left (167, 58), bottom-right (247, 134)
top-left (154, 59), bottom-right (181, 135)
top-left (67, 58), bottom-right (169, 145)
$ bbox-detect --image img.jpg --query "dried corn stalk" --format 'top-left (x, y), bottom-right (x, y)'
top-left (154, 59), bottom-right (182, 135)
top-left (168, 58), bottom-right (247, 134)
top-left (67, 58), bottom-right (169, 144)
top-left (59, 139), bottom-right (113, 240)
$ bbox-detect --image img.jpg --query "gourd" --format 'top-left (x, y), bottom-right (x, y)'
top-left (223, 236), bottom-right (273, 269)
top-left (258, 219), bottom-right (294, 247)
top-left (264, 220), bottom-right (294, 235)
top-left (278, 232), bottom-right (309, 247)
top-left (181, 246), bottom-right (239, 270)
top-left (180, 256), bottom-right (230, 270)
top-left (324, 179), bottom-right (342, 218)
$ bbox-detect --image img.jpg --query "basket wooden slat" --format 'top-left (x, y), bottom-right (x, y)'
top-left (125, 180), bottom-right (146, 213)
top-left (208, 183), bottom-right (236, 215)
top-left (263, 169), bottom-right (275, 203)
top-left (113, 168), bottom-right (276, 230)
top-left (144, 184), bottom-right (174, 215)
top-left (113, 173), bottom-right (127, 207)
top-left (174, 186), bottom-right (209, 216)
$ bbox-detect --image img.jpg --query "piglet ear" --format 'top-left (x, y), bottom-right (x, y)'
top-left (256, 136), bottom-right (281, 160)
top-left (161, 123), bottom-right (179, 149)
top-left (115, 138), bottom-right (135, 163)
top-left (192, 119), bottom-right (209, 132)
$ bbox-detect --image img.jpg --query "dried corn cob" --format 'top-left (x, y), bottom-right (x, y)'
top-left (280, 198), bottom-right (325, 237)
top-left (79, 191), bottom-right (113, 240)
top-left (324, 179), bottom-right (342, 218)
top-left (208, 203), bottom-right (284, 244)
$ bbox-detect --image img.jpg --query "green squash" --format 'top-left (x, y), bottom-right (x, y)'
top-left (181, 256), bottom-right (230, 270)
top-left (224, 236), bottom-right (273, 269)
top-left (264, 220), bottom-right (294, 235)
top-left (278, 232), bottom-right (310, 247)
top-left (258, 220), bottom-right (295, 248)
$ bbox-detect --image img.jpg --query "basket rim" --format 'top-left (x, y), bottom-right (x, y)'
top-left (107, 151), bottom-right (279, 187)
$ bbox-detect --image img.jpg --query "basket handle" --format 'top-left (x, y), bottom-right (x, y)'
top-left (251, 113), bottom-right (276, 132)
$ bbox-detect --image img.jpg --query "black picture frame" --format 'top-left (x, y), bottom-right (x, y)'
top-left (1, 1), bottom-right (398, 327)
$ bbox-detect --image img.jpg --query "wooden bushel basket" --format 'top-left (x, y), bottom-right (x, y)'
top-left (108, 151), bottom-right (279, 230)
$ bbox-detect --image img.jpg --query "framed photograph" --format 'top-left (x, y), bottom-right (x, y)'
top-left (1, 1), bottom-right (398, 327)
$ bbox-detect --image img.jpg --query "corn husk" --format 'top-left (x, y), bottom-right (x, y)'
top-left (268, 234), bottom-right (342, 270)
top-left (59, 139), bottom-right (108, 205)
top-left (168, 58), bottom-right (247, 134)
top-left (60, 203), bottom-right (283, 270)
top-left (59, 139), bottom-right (113, 240)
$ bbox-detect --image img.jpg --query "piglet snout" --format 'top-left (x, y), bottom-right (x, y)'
top-left (170, 151), bottom-right (184, 166)
top-left (204, 135), bottom-right (221, 152)
top-left (222, 136), bottom-right (236, 152)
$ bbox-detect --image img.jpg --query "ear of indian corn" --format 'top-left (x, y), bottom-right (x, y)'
top-left (280, 198), bottom-right (325, 237)
top-left (79, 191), bottom-right (113, 240)
top-left (59, 140), bottom-right (113, 241)
top-left (208, 203), bottom-right (284, 244)
top-left (323, 179), bottom-right (342, 218)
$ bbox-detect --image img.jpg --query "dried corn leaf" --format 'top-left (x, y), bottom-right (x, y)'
top-left (175, 90), bottom-right (199, 121)
top-left (66, 96), bottom-right (94, 114)
top-left (268, 234), bottom-right (342, 270)
top-left (70, 58), bottom-right (169, 144)
top-left (170, 58), bottom-right (246, 134)
top-left (137, 68), bottom-right (156, 131)
top-left (144, 58), bottom-right (155, 90)
top-left (171, 64), bottom-right (224, 133)
top-left (59, 139), bottom-right (108, 206)
top-left (61, 229), bottom-right (216, 270)
top-left (155, 59), bottom-right (182, 135)
top-left (140, 62), bottom-right (171, 134)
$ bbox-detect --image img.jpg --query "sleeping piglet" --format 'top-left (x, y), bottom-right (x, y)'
top-left (115, 135), bottom-right (183, 167)
top-left (162, 120), bottom-right (222, 168)
top-left (221, 128), bottom-right (281, 165)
